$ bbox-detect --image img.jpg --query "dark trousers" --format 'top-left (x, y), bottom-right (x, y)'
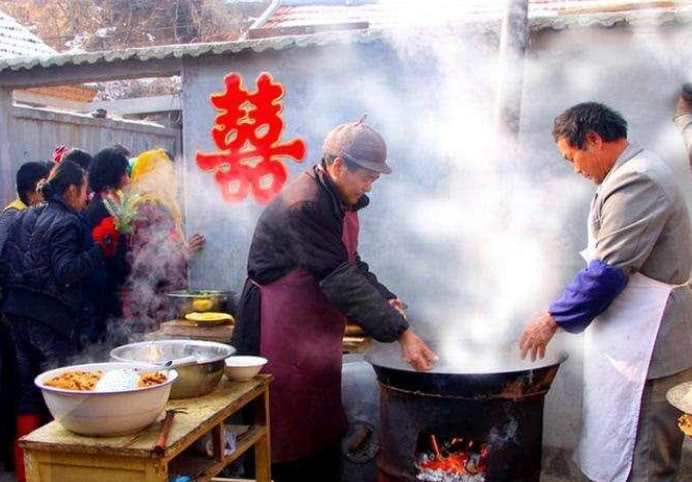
top-left (7, 315), bottom-right (76, 415)
top-left (272, 445), bottom-right (342, 482)
top-left (0, 315), bottom-right (17, 469)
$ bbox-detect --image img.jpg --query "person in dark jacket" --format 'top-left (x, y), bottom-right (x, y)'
top-left (232, 119), bottom-right (437, 481)
top-left (0, 160), bottom-right (102, 482)
top-left (84, 148), bottom-right (131, 340)
top-left (0, 161), bottom-right (51, 473)
top-left (62, 148), bottom-right (93, 172)
top-left (0, 162), bottom-right (51, 252)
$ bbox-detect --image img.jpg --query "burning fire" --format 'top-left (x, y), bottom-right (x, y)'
top-left (416, 434), bottom-right (488, 482)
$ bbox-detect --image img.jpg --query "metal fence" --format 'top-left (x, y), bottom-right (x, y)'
top-left (4, 105), bottom-right (181, 202)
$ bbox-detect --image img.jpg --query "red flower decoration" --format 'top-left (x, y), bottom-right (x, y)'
top-left (53, 145), bottom-right (70, 164)
top-left (92, 216), bottom-right (120, 258)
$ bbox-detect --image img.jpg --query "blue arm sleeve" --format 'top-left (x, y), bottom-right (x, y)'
top-left (549, 260), bottom-right (628, 334)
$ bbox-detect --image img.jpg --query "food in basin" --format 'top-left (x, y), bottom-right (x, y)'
top-left (166, 290), bottom-right (234, 318)
top-left (35, 362), bottom-right (178, 436)
top-left (43, 369), bottom-right (167, 391)
top-left (184, 312), bottom-right (234, 326)
top-left (110, 340), bottom-right (235, 398)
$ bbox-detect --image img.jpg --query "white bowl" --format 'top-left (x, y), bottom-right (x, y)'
top-left (224, 356), bottom-right (268, 381)
top-left (35, 362), bottom-right (178, 436)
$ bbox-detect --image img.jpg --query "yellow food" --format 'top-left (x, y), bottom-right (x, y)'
top-left (679, 414), bottom-right (692, 437)
top-left (192, 298), bottom-right (214, 311)
top-left (43, 370), bottom-right (167, 391)
top-left (185, 312), bottom-right (234, 324)
top-left (44, 371), bottom-right (103, 391)
top-left (137, 372), bottom-right (168, 387)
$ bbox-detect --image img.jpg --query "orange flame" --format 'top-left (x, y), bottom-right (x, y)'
top-left (417, 435), bottom-right (488, 476)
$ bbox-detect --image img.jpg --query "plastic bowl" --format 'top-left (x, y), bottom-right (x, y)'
top-left (35, 362), bottom-right (178, 436)
top-left (224, 356), bottom-right (268, 381)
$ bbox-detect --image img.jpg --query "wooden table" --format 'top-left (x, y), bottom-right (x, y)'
top-left (343, 324), bottom-right (371, 354)
top-left (342, 336), bottom-right (372, 354)
top-left (19, 375), bottom-right (273, 482)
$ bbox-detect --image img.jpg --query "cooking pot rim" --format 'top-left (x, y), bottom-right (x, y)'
top-left (110, 339), bottom-right (236, 365)
top-left (364, 346), bottom-right (568, 376)
top-left (166, 290), bottom-right (233, 298)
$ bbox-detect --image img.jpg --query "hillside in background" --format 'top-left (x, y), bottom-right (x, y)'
top-left (0, 0), bottom-right (269, 52)
top-left (0, 0), bottom-right (270, 102)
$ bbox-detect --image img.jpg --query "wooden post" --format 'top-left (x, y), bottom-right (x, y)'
top-left (211, 423), bottom-right (225, 461)
top-left (495, 0), bottom-right (529, 155)
top-left (0, 87), bottom-right (13, 205)
top-left (254, 388), bottom-right (271, 482)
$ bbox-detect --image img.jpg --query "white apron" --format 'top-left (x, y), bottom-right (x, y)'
top-left (574, 208), bottom-right (678, 482)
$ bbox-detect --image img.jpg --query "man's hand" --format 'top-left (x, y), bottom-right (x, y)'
top-left (398, 329), bottom-right (438, 371)
top-left (388, 298), bottom-right (407, 318)
top-left (519, 312), bottom-right (558, 362)
top-left (676, 83), bottom-right (692, 117)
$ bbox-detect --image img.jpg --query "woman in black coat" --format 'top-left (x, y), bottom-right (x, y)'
top-left (84, 148), bottom-right (131, 341)
top-left (0, 160), bottom-right (102, 482)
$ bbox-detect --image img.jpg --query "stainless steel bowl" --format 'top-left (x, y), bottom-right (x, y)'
top-left (110, 340), bottom-right (235, 399)
top-left (166, 290), bottom-right (234, 318)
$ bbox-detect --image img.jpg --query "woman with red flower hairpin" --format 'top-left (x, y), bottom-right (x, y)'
top-left (85, 148), bottom-right (131, 341)
top-left (52, 145), bottom-right (69, 164)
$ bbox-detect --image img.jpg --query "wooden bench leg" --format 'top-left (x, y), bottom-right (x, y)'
top-left (212, 423), bottom-right (225, 462)
top-left (254, 389), bottom-right (271, 482)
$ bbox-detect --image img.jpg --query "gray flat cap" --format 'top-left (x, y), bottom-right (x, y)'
top-left (322, 117), bottom-right (391, 174)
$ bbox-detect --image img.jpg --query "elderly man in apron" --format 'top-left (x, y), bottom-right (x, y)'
top-left (232, 118), bottom-right (437, 482)
top-left (519, 102), bottom-right (692, 482)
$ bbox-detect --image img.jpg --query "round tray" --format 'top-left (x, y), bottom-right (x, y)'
top-left (666, 381), bottom-right (692, 414)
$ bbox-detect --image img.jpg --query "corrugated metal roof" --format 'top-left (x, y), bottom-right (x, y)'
top-left (0, 8), bottom-right (56, 60)
top-left (263, 4), bottom-right (391, 30)
top-left (0, 30), bottom-right (379, 74)
top-left (250, 0), bottom-right (692, 35)
top-left (0, 1), bottom-right (690, 74)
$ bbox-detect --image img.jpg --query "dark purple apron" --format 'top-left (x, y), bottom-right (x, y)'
top-left (259, 210), bottom-right (359, 463)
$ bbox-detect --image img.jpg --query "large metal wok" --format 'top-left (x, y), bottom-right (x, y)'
top-left (365, 339), bottom-right (567, 398)
top-left (366, 339), bottom-right (567, 481)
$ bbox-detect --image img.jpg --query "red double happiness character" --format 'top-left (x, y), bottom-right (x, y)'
top-left (196, 72), bottom-right (306, 204)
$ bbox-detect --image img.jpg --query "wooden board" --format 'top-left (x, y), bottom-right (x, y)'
top-left (343, 336), bottom-right (372, 354)
top-left (344, 324), bottom-right (365, 336)
top-left (154, 319), bottom-right (235, 343)
top-left (154, 319), bottom-right (366, 354)
top-left (19, 375), bottom-right (272, 459)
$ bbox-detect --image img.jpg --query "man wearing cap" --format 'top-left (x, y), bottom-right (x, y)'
top-left (233, 119), bottom-right (436, 481)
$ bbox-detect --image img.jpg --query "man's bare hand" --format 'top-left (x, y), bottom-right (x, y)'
top-left (398, 329), bottom-right (438, 371)
top-left (676, 83), bottom-right (692, 117)
top-left (519, 312), bottom-right (558, 362)
top-left (388, 298), bottom-right (407, 318)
